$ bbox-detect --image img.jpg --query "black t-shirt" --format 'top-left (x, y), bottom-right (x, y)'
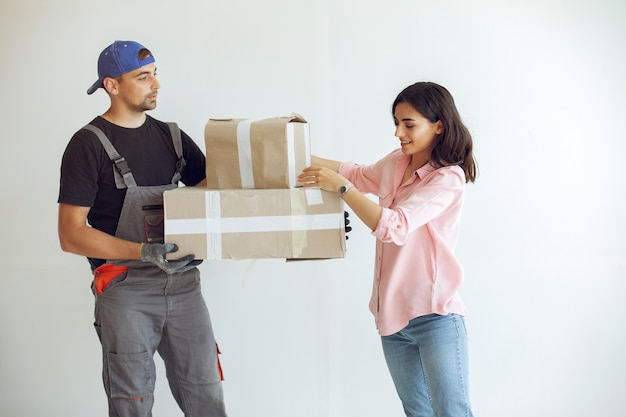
top-left (58, 115), bottom-right (206, 268)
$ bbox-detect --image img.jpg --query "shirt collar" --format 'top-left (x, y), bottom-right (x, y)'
top-left (416, 163), bottom-right (436, 179)
top-left (398, 152), bottom-right (436, 181)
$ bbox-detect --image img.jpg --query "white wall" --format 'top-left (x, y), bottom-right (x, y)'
top-left (1, 0), bottom-right (625, 416)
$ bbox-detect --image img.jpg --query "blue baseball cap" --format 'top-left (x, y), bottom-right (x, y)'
top-left (87, 40), bottom-right (155, 95)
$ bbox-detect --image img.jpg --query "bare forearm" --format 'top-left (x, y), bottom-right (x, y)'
top-left (311, 155), bottom-right (342, 172)
top-left (340, 189), bottom-right (382, 231)
top-left (299, 165), bottom-right (382, 231)
top-left (59, 224), bottom-right (141, 260)
top-left (58, 203), bottom-right (141, 260)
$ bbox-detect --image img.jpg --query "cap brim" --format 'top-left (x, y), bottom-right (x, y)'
top-left (87, 79), bottom-right (103, 95)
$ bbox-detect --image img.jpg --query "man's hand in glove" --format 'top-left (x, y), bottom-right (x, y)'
top-left (140, 242), bottom-right (201, 274)
top-left (344, 211), bottom-right (352, 240)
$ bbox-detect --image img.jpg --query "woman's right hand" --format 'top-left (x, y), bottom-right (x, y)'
top-left (298, 166), bottom-right (348, 193)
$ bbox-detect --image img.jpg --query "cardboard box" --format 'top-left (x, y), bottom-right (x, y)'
top-left (164, 187), bottom-right (346, 260)
top-left (204, 114), bottom-right (311, 189)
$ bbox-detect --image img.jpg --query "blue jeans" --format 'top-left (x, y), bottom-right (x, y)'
top-left (381, 314), bottom-right (474, 417)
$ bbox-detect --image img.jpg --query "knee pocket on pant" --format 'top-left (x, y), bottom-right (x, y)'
top-left (107, 351), bottom-right (155, 400)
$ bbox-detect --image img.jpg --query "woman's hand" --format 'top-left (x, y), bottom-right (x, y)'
top-left (300, 165), bottom-right (382, 231)
top-left (298, 166), bottom-right (349, 192)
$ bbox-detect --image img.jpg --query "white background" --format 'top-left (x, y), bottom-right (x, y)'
top-left (1, 0), bottom-right (625, 416)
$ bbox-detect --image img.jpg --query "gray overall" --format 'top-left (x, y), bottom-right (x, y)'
top-left (84, 124), bottom-right (227, 417)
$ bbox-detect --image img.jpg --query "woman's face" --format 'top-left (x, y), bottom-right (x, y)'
top-left (393, 102), bottom-right (442, 160)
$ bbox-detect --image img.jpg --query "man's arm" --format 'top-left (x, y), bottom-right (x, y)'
top-left (58, 203), bottom-right (199, 273)
top-left (58, 203), bottom-right (141, 260)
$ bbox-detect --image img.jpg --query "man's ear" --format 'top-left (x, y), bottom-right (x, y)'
top-left (102, 77), bottom-right (119, 95)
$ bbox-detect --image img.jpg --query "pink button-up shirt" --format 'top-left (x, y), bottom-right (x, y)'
top-left (339, 149), bottom-right (468, 336)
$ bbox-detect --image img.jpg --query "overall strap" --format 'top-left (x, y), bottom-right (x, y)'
top-left (167, 122), bottom-right (186, 184)
top-left (83, 124), bottom-right (138, 188)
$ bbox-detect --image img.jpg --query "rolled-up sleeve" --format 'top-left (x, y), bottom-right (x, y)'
top-left (336, 149), bottom-right (469, 336)
top-left (339, 160), bottom-right (385, 195)
top-left (373, 167), bottom-right (465, 245)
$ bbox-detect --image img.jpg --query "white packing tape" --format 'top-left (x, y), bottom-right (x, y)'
top-left (288, 123), bottom-right (311, 188)
top-left (205, 191), bottom-right (222, 259)
top-left (287, 123), bottom-right (296, 188)
top-left (303, 123), bottom-right (311, 168)
top-left (166, 213), bottom-right (343, 234)
top-left (304, 188), bottom-right (324, 205)
top-left (236, 120), bottom-right (255, 188)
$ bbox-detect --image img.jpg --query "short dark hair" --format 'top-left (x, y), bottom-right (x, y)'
top-left (137, 48), bottom-right (152, 61)
top-left (392, 82), bottom-right (478, 183)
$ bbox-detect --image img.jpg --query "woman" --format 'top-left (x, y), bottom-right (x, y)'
top-left (299, 82), bottom-right (477, 417)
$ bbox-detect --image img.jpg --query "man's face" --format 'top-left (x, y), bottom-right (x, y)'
top-left (115, 63), bottom-right (160, 112)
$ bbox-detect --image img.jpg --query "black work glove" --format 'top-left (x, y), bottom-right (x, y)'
top-left (344, 211), bottom-right (352, 240)
top-left (140, 243), bottom-right (201, 274)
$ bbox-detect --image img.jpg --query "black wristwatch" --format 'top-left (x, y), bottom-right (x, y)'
top-left (339, 183), bottom-right (354, 198)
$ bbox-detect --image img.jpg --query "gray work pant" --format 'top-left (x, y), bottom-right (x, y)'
top-left (93, 267), bottom-right (227, 417)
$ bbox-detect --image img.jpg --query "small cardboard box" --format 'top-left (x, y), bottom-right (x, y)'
top-left (164, 186), bottom-right (346, 260)
top-left (204, 114), bottom-right (311, 189)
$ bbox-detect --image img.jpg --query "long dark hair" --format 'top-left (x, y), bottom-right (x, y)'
top-left (392, 82), bottom-right (477, 183)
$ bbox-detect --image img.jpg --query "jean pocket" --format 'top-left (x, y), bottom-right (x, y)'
top-left (107, 351), bottom-right (155, 400)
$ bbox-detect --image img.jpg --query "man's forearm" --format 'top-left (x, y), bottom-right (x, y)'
top-left (59, 223), bottom-right (141, 260)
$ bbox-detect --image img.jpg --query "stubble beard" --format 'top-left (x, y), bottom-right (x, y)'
top-left (138, 99), bottom-right (157, 112)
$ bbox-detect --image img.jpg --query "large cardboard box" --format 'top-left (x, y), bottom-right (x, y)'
top-left (164, 187), bottom-right (346, 260)
top-left (204, 114), bottom-right (310, 189)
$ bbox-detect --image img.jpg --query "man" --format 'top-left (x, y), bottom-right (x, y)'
top-left (58, 40), bottom-right (227, 417)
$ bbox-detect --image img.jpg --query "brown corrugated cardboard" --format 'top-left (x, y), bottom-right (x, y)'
top-left (204, 114), bottom-right (310, 189)
top-left (164, 186), bottom-right (346, 260)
